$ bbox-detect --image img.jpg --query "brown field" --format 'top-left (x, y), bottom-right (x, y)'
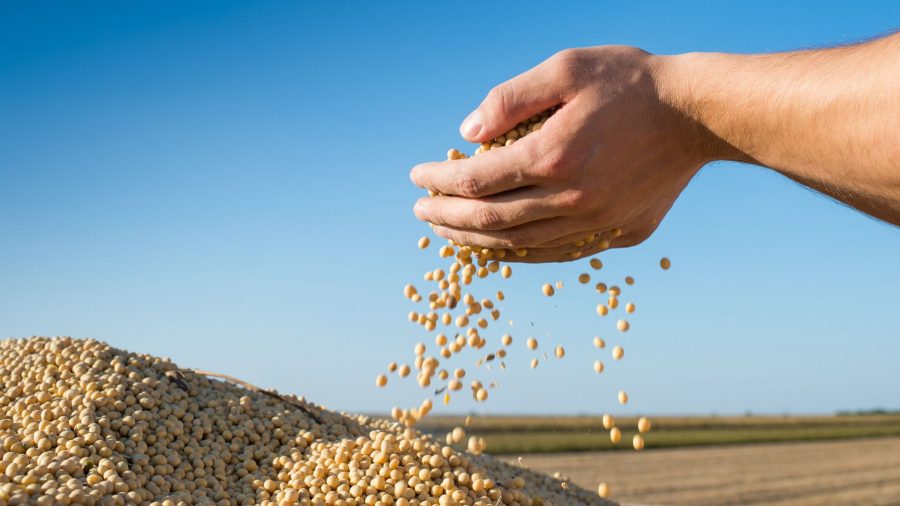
top-left (502, 436), bottom-right (900, 505)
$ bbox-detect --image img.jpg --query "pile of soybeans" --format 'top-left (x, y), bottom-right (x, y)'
top-left (0, 336), bottom-right (615, 506)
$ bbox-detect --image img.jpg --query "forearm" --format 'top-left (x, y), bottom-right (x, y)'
top-left (662, 33), bottom-right (900, 223)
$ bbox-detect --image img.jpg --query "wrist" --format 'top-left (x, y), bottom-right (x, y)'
top-left (653, 52), bottom-right (753, 165)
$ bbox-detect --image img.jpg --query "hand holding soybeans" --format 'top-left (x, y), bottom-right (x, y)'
top-left (410, 46), bottom-right (743, 263)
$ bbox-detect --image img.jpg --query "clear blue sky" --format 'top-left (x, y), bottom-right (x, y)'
top-left (1, 1), bottom-right (898, 416)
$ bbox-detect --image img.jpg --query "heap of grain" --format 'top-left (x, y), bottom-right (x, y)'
top-left (0, 336), bottom-right (615, 506)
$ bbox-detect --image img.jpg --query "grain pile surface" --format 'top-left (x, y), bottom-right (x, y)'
top-left (0, 337), bottom-right (616, 506)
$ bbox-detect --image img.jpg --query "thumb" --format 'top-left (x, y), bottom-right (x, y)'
top-left (460, 59), bottom-right (566, 143)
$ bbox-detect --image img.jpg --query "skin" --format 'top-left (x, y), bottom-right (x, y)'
top-left (409, 33), bottom-right (900, 262)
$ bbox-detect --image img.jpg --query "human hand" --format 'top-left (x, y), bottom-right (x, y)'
top-left (410, 46), bottom-right (742, 262)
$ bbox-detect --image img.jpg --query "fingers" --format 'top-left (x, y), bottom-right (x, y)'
top-left (431, 216), bottom-right (580, 250)
top-left (502, 242), bottom-right (606, 264)
top-left (413, 187), bottom-right (560, 231)
top-left (537, 229), bottom-right (611, 248)
top-left (460, 55), bottom-right (568, 143)
top-left (502, 211), bottom-right (662, 264)
top-left (534, 191), bottom-right (674, 249)
top-left (410, 141), bottom-right (538, 198)
top-left (501, 234), bottom-right (626, 264)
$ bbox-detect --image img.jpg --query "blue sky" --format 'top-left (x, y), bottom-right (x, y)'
top-left (1, 1), bottom-right (898, 416)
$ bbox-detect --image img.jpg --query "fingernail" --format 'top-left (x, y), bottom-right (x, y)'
top-left (459, 109), bottom-right (483, 140)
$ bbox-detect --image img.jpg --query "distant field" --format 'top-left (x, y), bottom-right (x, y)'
top-left (415, 414), bottom-right (900, 454)
top-left (513, 437), bottom-right (900, 505)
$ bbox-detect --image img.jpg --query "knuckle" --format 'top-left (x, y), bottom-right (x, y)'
top-left (536, 147), bottom-right (569, 180)
top-left (505, 229), bottom-right (534, 248)
top-left (613, 45), bottom-right (650, 58)
top-left (454, 166), bottom-right (481, 197)
top-left (485, 83), bottom-right (514, 119)
top-left (551, 48), bottom-right (581, 66)
top-left (550, 48), bottom-right (583, 82)
top-left (446, 229), bottom-right (470, 245)
top-left (471, 206), bottom-right (503, 230)
top-left (457, 175), bottom-right (481, 197)
top-left (560, 189), bottom-right (590, 208)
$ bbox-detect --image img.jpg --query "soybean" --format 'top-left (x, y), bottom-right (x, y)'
top-left (598, 482), bottom-right (610, 498)
top-left (609, 427), bottom-right (622, 444)
top-left (633, 434), bottom-right (645, 451)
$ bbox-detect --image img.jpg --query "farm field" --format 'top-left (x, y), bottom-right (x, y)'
top-left (416, 413), bottom-right (900, 453)
top-left (414, 414), bottom-right (900, 504)
top-left (506, 436), bottom-right (900, 505)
